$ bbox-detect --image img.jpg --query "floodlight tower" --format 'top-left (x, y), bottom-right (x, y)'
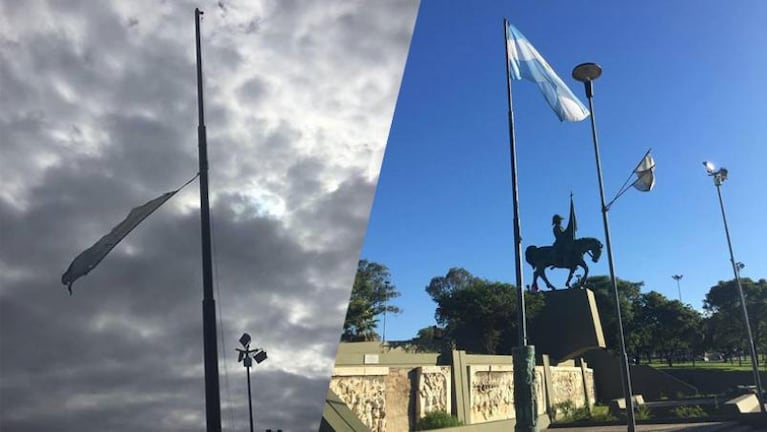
top-left (237, 333), bottom-right (268, 432)
top-left (672, 275), bottom-right (683, 302)
top-left (703, 161), bottom-right (765, 413)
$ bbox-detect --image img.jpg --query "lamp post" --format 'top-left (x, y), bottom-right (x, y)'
top-left (237, 333), bottom-right (269, 432)
top-left (672, 275), bottom-right (684, 302)
top-left (736, 262), bottom-right (745, 275)
top-left (703, 162), bottom-right (765, 412)
top-left (572, 62), bottom-right (636, 432)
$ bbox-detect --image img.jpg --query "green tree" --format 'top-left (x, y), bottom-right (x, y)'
top-left (341, 260), bottom-right (401, 341)
top-left (634, 291), bottom-right (703, 366)
top-left (703, 278), bottom-right (767, 362)
top-left (425, 268), bottom-right (544, 354)
top-left (406, 325), bottom-right (448, 353)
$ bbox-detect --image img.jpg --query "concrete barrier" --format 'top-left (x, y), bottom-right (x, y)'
top-left (608, 395), bottom-right (645, 416)
top-left (724, 393), bottom-right (761, 414)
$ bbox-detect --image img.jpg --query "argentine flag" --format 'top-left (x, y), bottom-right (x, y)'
top-left (506, 23), bottom-right (590, 122)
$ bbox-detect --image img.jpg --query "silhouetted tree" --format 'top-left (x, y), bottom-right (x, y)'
top-left (405, 325), bottom-right (449, 353)
top-left (341, 260), bottom-right (401, 341)
top-left (633, 291), bottom-right (703, 366)
top-left (704, 278), bottom-right (767, 361)
top-left (425, 267), bottom-right (544, 354)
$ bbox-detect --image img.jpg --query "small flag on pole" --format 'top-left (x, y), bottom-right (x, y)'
top-left (506, 23), bottom-right (590, 122)
top-left (632, 152), bottom-right (656, 192)
top-left (605, 150), bottom-right (656, 210)
top-left (61, 191), bottom-right (178, 294)
top-left (564, 194), bottom-right (577, 241)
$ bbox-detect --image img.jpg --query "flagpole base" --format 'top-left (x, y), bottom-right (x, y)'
top-left (513, 345), bottom-right (538, 432)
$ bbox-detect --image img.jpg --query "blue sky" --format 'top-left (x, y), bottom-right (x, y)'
top-left (361, 1), bottom-right (767, 341)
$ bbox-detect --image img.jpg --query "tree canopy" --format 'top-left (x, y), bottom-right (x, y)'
top-left (703, 278), bottom-right (767, 358)
top-left (632, 291), bottom-right (703, 366)
top-left (425, 267), bottom-right (544, 354)
top-left (341, 259), bottom-right (401, 342)
top-left (583, 276), bottom-right (643, 353)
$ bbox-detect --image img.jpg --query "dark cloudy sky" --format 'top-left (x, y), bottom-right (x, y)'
top-left (0, 1), bottom-right (418, 430)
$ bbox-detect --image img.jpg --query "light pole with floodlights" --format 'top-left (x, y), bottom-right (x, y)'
top-left (572, 62), bottom-right (636, 432)
top-left (703, 162), bottom-right (765, 412)
top-left (237, 333), bottom-right (269, 432)
top-left (672, 275), bottom-right (683, 302)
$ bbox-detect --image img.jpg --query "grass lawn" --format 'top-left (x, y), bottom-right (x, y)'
top-left (645, 360), bottom-right (766, 373)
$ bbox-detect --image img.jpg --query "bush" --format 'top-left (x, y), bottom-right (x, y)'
top-left (553, 401), bottom-right (616, 423)
top-left (670, 405), bottom-right (707, 418)
top-left (590, 405), bottom-right (617, 422)
top-left (415, 411), bottom-right (463, 430)
top-left (635, 405), bottom-right (652, 420)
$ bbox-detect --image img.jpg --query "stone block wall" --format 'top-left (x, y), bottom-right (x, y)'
top-left (550, 366), bottom-right (596, 408)
top-left (416, 366), bottom-right (451, 419)
top-left (329, 350), bottom-right (594, 431)
top-left (329, 367), bottom-right (388, 432)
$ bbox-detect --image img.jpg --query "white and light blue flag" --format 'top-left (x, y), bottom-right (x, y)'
top-left (506, 23), bottom-right (590, 122)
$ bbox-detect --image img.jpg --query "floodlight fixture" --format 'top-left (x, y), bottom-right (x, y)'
top-left (253, 350), bottom-right (268, 364)
top-left (703, 161), bottom-right (716, 174)
top-left (703, 161), bottom-right (728, 185)
top-left (239, 332), bottom-right (251, 348)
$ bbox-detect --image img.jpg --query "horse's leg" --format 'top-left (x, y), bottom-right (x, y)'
top-left (539, 268), bottom-right (556, 290)
top-left (565, 267), bottom-right (576, 288)
top-left (530, 267), bottom-right (540, 292)
top-left (581, 260), bottom-right (589, 284)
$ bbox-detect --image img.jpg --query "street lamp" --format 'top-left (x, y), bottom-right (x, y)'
top-left (703, 162), bottom-right (765, 412)
top-left (237, 333), bottom-right (268, 432)
top-left (572, 62), bottom-right (637, 432)
top-left (672, 275), bottom-right (684, 302)
top-left (736, 262), bottom-right (745, 274)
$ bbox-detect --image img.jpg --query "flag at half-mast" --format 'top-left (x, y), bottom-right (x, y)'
top-left (632, 152), bottom-right (656, 191)
top-left (506, 23), bottom-right (590, 122)
top-left (61, 190), bottom-right (178, 294)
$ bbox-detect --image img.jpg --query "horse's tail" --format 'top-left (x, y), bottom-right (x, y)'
top-left (524, 245), bottom-right (536, 267)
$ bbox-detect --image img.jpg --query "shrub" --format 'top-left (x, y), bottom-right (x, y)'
top-left (590, 404), bottom-right (617, 422)
top-left (415, 411), bottom-right (463, 430)
top-left (635, 405), bottom-right (652, 420)
top-left (553, 401), bottom-right (616, 423)
top-left (670, 405), bottom-right (707, 418)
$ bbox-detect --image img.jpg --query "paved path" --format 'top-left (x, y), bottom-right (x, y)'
top-left (550, 421), bottom-right (766, 432)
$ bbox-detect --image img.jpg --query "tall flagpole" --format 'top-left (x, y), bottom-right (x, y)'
top-left (503, 18), bottom-right (527, 348)
top-left (504, 18), bottom-right (537, 432)
top-left (195, 8), bottom-right (222, 432)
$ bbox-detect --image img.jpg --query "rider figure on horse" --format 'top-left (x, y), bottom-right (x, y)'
top-left (552, 214), bottom-right (574, 267)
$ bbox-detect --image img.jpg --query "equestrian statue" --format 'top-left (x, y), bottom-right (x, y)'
top-left (525, 196), bottom-right (603, 291)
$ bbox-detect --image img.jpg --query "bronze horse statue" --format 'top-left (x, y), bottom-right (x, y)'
top-left (525, 237), bottom-right (603, 290)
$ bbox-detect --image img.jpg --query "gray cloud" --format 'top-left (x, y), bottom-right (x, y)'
top-left (0, 0), bottom-right (419, 430)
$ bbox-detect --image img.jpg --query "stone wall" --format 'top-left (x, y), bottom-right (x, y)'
top-left (330, 354), bottom-right (594, 431)
top-left (416, 366), bottom-right (451, 419)
top-left (550, 366), bottom-right (593, 408)
top-left (468, 365), bottom-right (513, 423)
top-left (329, 367), bottom-right (388, 432)
top-left (384, 368), bottom-right (411, 432)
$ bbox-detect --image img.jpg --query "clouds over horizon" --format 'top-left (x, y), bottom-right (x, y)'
top-left (0, 1), bottom-right (419, 430)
